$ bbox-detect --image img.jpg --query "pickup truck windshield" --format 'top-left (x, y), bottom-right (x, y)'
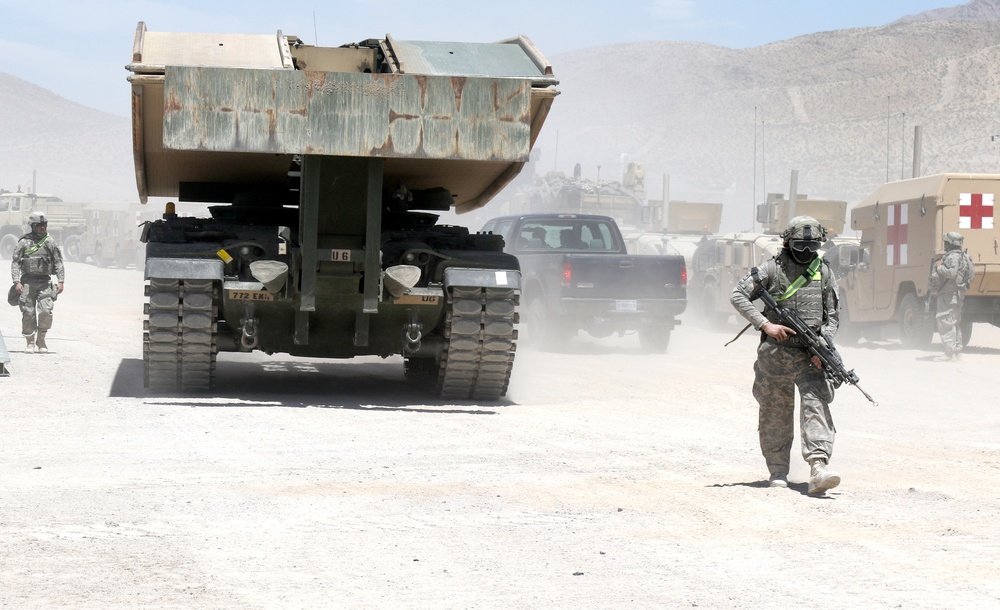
top-left (515, 219), bottom-right (618, 252)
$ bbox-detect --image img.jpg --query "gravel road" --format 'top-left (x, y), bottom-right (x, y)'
top-left (2, 261), bottom-right (998, 608)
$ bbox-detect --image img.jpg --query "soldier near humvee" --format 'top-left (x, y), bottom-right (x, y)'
top-left (928, 231), bottom-right (974, 360)
top-left (10, 211), bottom-right (65, 353)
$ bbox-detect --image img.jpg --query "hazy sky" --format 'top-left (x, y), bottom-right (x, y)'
top-left (0, 0), bottom-right (963, 117)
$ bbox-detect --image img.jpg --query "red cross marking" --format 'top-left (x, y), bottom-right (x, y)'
top-left (886, 203), bottom-right (908, 266)
top-left (959, 193), bottom-right (994, 229)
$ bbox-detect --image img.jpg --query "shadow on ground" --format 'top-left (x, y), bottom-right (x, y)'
top-left (109, 358), bottom-right (511, 413)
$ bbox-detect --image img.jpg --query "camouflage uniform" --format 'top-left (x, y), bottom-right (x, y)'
top-left (731, 216), bottom-right (841, 493)
top-left (11, 229), bottom-right (65, 345)
top-left (928, 233), bottom-right (974, 358)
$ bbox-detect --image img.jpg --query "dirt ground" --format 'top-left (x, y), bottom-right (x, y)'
top-left (1, 261), bottom-right (999, 609)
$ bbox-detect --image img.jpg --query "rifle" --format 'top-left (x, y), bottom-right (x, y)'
top-left (752, 270), bottom-right (878, 406)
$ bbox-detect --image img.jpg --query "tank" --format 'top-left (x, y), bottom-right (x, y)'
top-left (126, 22), bottom-right (559, 398)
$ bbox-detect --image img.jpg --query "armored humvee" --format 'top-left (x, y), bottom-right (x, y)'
top-left (689, 193), bottom-right (854, 326)
top-left (79, 202), bottom-right (161, 269)
top-left (837, 173), bottom-right (1000, 346)
top-left (127, 22), bottom-right (559, 398)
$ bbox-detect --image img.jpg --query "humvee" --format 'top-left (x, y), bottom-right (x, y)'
top-left (837, 173), bottom-right (1000, 346)
top-left (690, 193), bottom-right (854, 326)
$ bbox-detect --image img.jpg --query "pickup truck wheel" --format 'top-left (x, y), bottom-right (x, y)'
top-left (638, 325), bottom-right (671, 353)
top-left (526, 297), bottom-right (568, 350)
top-left (899, 293), bottom-right (933, 348)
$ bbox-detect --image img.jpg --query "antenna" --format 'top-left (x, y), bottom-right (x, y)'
top-left (752, 107), bottom-right (757, 233)
top-left (885, 95), bottom-right (891, 182)
top-left (313, 11), bottom-right (319, 45)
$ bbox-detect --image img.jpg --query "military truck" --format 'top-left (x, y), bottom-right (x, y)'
top-left (0, 190), bottom-right (87, 260)
top-left (631, 200), bottom-right (722, 268)
top-left (79, 202), bottom-right (161, 268)
top-left (689, 192), bottom-right (853, 326)
top-left (837, 173), bottom-right (1000, 347)
top-left (127, 22), bottom-right (559, 398)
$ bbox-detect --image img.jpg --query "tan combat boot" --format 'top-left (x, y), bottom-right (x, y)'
top-left (24, 333), bottom-right (35, 353)
top-left (808, 459), bottom-right (841, 495)
top-left (35, 332), bottom-right (48, 353)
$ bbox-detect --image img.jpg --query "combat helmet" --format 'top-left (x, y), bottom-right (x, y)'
top-left (781, 215), bottom-right (827, 264)
top-left (27, 211), bottom-right (48, 226)
top-left (943, 231), bottom-right (964, 249)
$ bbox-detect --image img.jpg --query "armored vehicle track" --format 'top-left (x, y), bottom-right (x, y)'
top-left (143, 278), bottom-right (218, 392)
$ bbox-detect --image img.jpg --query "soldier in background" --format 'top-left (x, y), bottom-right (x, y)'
top-left (730, 216), bottom-right (841, 495)
top-left (10, 211), bottom-right (65, 353)
top-left (928, 231), bottom-right (975, 361)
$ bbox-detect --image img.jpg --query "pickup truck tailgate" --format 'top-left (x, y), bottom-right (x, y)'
top-left (564, 254), bottom-right (686, 300)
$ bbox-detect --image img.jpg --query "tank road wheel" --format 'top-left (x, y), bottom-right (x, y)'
top-left (899, 293), bottom-right (933, 348)
top-left (0, 234), bottom-right (17, 259)
top-left (144, 278), bottom-right (218, 393)
top-left (433, 285), bottom-right (518, 401)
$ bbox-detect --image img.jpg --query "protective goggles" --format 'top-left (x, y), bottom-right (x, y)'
top-left (789, 239), bottom-right (822, 254)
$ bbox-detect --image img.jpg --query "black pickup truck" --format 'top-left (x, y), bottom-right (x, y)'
top-left (480, 213), bottom-right (687, 351)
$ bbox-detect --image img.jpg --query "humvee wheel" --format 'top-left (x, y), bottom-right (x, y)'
top-left (0, 234), bottom-right (16, 259)
top-left (144, 278), bottom-right (218, 392)
top-left (960, 317), bottom-right (973, 347)
top-left (62, 235), bottom-right (82, 262)
top-left (432, 285), bottom-right (518, 400)
top-left (899, 293), bottom-right (933, 348)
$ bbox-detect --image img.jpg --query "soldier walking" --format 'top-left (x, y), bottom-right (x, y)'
top-left (10, 211), bottom-right (65, 353)
top-left (730, 216), bottom-right (842, 495)
top-left (928, 231), bottom-right (975, 361)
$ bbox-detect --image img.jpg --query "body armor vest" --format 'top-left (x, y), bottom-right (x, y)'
top-left (763, 252), bottom-right (825, 329)
top-left (20, 235), bottom-right (55, 277)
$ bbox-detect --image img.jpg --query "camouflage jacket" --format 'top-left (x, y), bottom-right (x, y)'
top-left (11, 233), bottom-right (65, 283)
top-left (731, 250), bottom-right (840, 343)
top-left (929, 248), bottom-right (974, 296)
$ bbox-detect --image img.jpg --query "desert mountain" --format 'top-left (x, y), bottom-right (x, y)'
top-left (5, 1), bottom-right (1000, 231)
top-left (0, 73), bottom-right (134, 201)
top-left (530, 1), bottom-right (1000, 230)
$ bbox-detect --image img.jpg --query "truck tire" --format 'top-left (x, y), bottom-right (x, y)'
top-left (62, 235), bottom-right (82, 262)
top-left (525, 296), bottom-right (570, 350)
top-left (144, 278), bottom-right (218, 392)
top-left (960, 317), bottom-right (973, 347)
top-left (0, 234), bottom-right (17, 259)
top-left (638, 325), bottom-right (671, 353)
top-left (899, 293), bottom-right (933, 348)
top-left (836, 303), bottom-right (863, 346)
top-left (701, 281), bottom-right (728, 328)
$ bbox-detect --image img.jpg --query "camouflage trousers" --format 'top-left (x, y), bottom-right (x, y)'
top-left (752, 340), bottom-right (836, 477)
top-left (934, 292), bottom-right (965, 355)
top-left (18, 278), bottom-right (56, 336)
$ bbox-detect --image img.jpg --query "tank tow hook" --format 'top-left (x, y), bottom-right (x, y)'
top-left (403, 319), bottom-right (423, 354)
top-left (240, 309), bottom-right (259, 350)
